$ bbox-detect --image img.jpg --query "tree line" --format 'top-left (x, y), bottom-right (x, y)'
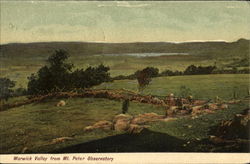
top-left (1, 50), bottom-right (249, 100)
top-left (112, 65), bottom-right (249, 80)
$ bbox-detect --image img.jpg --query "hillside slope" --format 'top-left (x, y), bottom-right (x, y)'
top-left (1, 38), bottom-right (249, 59)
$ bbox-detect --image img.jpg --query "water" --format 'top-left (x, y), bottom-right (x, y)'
top-left (100, 53), bottom-right (189, 57)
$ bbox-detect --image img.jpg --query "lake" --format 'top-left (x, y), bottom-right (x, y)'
top-left (99, 53), bottom-right (189, 57)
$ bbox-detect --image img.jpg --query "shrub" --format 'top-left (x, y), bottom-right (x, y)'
top-left (0, 78), bottom-right (15, 101)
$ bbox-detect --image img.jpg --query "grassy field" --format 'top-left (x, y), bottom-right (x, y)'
top-left (1, 97), bottom-right (248, 153)
top-left (1, 54), bottom-right (230, 88)
top-left (1, 74), bottom-right (249, 153)
top-left (0, 98), bottom-right (165, 153)
top-left (94, 74), bottom-right (250, 100)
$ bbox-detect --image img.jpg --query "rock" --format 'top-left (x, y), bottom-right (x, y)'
top-left (219, 104), bottom-right (228, 110)
top-left (208, 103), bottom-right (218, 110)
top-left (166, 106), bottom-right (178, 117)
top-left (113, 114), bottom-right (132, 131)
top-left (162, 118), bottom-right (177, 122)
top-left (228, 100), bottom-right (241, 104)
top-left (191, 105), bottom-right (203, 115)
top-left (113, 114), bottom-right (133, 122)
top-left (56, 100), bottom-right (66, 107)
top-left (128, 124), bottom-right (145, 134)
top-left (114, 119), bottom-right (130, 131)
top-left (84, 126), bottom-right (94, 131)
top-left (21, 147), bottom-right (28, 153)
top-left (131, 113), bottom-right (164, 125)
top-left (93, 120), bottom-right (112, 130)
top-left (203, 109), bottom-right (215, 114)
top-left (84, 120), bottom-right (112, 131)
top-left (51, 137), bottom-right (73, 144)
top-left (193, 100), bottom-right (207, 106)
top-left (180, 110), bottom-right (189, 115)
top-left (209, 136), bottom-right (225, 144)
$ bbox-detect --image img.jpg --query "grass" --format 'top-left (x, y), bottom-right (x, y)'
top-left (1, 55), bottom-right (217, 88)
top-left (0, 98), bottom-right (165, 153)
top-left (54, 103), bottom-right (249, 153)
top-left (0, 74), bottom-right (249, 153)
top-left (149, 103), bottom-right (249, 141)
top-left (94, 74), bottom-right (250, 100)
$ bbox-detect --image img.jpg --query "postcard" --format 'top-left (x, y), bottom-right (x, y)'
top-left (0, 0), bottom-right (249, 163)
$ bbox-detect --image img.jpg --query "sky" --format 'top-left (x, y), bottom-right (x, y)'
top-left (1, 1), bottom-right (250, 44)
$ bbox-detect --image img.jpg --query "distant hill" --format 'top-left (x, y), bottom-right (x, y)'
top-left (0, 38), bottom-right (249, 59)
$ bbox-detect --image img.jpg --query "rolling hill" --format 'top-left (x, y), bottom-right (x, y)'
top-left (1, 38), bottom-right (249, 59)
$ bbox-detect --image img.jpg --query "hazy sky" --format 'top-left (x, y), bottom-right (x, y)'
top-left (1, 1), bottom-right (250, 44)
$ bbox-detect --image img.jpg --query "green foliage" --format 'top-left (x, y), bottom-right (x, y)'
top-left (184, 65), bottom-right (216, 75)
top-left (178, 85), bottom-right (192, 98)
top-left (70, 64), bottom-right (111, 89)
top-left (27, 50), bottom-right (111, 95)
top-left (0, 78), bottom-right (15, 100)
top-left (136, 69), bottom-right (152, 92)
top-left (27, 50), bottom-right (73, 95)
top-left (160, 69), bottom-right (182, 76)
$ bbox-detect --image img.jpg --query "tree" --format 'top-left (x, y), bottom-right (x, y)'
top-left (136, 69), bottom-right (152, 93)
top-left (70, 64), bottom-right (111, 89)
top-left (0, 78), bottom-right (15, 101)
top-left (140, 67), bottom-right (159, 77)
top-left (27, 50), bottom-right (73, 95)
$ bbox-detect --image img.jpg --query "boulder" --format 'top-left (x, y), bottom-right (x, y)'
top-left (56, 100), bottom-right (66, 107)
top-left (191, 105), bottom-right (203, 114)
top-left (208, 103), bottom-right (218, 110)
top-left (128, 124), bottom-right (145, 134)
top-left (113, 114), bottom-right (132, 131)
top-left (131, 113), bottom-right (164, 125)
top-left (114, 119), bottom-right (130, 131)
top-left (93, 120), bottom-right (113, 130)
top-left (166, 106), bottom-right (178, 117)
top-left (84, 126), bottom-right (94, 131)
top-left (84, 120), bottom-right (112, 131)
top-left (193, 100), bottom-right (207, 106)
top-left (219, 104), bottom-right (228, 110)
top-left (227, 100), bottom-right (241, 104)
top-left (179, 110), bottom-right (190, 115)
top-left (51, 137), bottom-right (73, 144)
top-left (113, 114), bottom-right (133, 122)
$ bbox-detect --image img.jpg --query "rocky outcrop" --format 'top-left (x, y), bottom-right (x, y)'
top-left (84, 113), bottom-right (165, 134)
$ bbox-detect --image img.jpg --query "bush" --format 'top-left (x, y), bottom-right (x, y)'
top-left (71, 64), bottom-right (111, 89)
top-left (178, 85), bottom-right (192, 98)
top-left (184, 65), bottom-right (216, 75)
top-left (0, 78), bottom-right (15, 101)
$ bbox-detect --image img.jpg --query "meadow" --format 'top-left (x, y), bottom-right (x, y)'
top-left (94, 74), bottom-right (250, 100)
top-left (0, 54), bottom-right (229, 88)
top-left (0, 74), bottom-right (249, 153)
top-left (0, 98), bottom-right (165, 153)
